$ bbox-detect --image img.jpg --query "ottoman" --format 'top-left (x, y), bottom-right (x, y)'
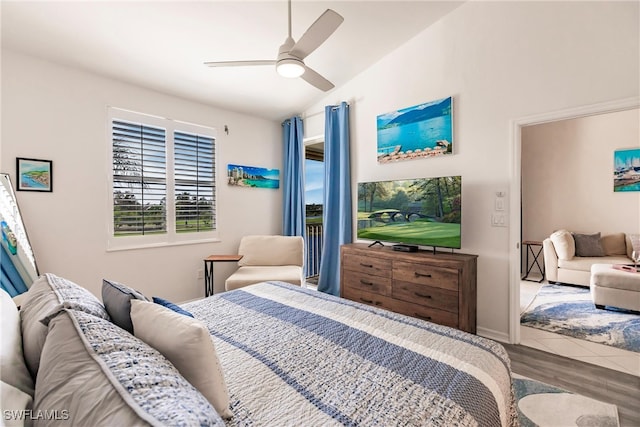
top-left (590, 263), bottom-right (640, 312)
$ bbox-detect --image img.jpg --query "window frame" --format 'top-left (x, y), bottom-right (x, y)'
top-left (107, 107), bottom-right (219, 251)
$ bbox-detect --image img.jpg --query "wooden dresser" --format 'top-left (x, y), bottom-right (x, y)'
top-left (340, 243), bottom-right (478, 333)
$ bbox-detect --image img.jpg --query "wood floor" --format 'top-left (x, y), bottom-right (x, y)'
top-left (504, 343), bottom-right (640, 427)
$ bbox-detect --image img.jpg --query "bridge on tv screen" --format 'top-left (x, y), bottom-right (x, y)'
top-left (367, 209), bottom-right (436, 223)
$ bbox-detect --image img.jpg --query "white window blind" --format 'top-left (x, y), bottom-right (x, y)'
top-left (112, 120), bottom-right (167, 236)
top-left (174, 131), bottom-right (216, 233)
top-left (108, 108), bottom-right (217, 250)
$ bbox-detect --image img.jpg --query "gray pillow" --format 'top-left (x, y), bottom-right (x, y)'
top-left (102, 279), bottom-right (149, 333)
top-left (36, 309), bottom-right (223, 426)
top-left (572, 232), bottom-right (605, 257)
top-left (20, 274), bottom-right (110, 378)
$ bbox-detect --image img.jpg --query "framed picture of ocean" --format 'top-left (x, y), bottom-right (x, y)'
top-left (614, 148), bottom-right (640, 192)
top-left (227, 164), bottom-right (280, 189)
top-left (16, 158), bottom-right (53, 192)
top-left (377, 96), bottom-right (453, 163)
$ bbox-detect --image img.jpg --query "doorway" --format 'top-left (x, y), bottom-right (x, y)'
top-left (509, 97), bottom-right (640, 375)
top-left (304, 137), bottom-right (324, 284)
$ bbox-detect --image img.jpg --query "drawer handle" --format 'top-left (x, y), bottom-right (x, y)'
top-left (414, 292), bottom-right (432, 299)
top-left (360, 263), bottom-right (374, 268)
top-left (360, 279), bottom-right (374, 286)
top-left (415, 313), bottom-right (432, 321)
top-left (360, 298), bottom-right (382, 306)
top-left (415, 272), bottom-right (432, 278)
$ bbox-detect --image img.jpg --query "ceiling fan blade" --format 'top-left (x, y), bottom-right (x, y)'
top-left (204, 60), bottom-right (276, 67)
top-left (301, 66), bottom-right (334, 92)
top-left (290, 9), bottom-right (344, 60)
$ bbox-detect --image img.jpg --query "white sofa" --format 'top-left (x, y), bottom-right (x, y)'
top-left (225, 235), bottom-right (304, 291)
top-left (543, 230), bottom-right (634, 287)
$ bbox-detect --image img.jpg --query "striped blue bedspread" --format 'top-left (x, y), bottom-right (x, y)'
top-left (184, 282), bottom-right (518, 427)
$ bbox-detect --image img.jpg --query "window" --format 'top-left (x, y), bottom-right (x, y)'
top-left (108, 108), bottom-right (217, 250)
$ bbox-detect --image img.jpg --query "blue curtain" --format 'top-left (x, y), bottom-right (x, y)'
top-left (282, 116), bottom-right (305, 238)
top-left (317, 102), bottom-right (351, 296)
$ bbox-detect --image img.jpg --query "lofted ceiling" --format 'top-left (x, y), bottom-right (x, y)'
top-left (1, 1), bottom-right (463, 121)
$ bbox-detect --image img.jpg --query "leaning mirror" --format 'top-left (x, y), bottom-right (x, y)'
top-left (1, 173), bottom-right (39, 296)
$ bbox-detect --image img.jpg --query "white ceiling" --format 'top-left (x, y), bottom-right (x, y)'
top-left (1, 1), bottom-right (463, 121)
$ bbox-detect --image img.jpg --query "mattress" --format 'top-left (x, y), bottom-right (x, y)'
top-left (183, 281), bottom-right (518, 427)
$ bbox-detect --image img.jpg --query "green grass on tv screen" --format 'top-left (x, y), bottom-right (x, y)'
top-left (357, 220), bottom-right (461, 248)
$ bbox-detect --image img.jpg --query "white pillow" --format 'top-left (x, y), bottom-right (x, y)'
top-left (130, 300), bottom-right (232, 418)
top-left (1, 380), bottom-right (33, 427)
top-left (549, 229), bottom-right (575, 260)
top-left (0, 289), bottom-right (34, 397)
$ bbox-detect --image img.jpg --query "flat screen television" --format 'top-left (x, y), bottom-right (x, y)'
top-left (357, 176), bottom-right (462, 250)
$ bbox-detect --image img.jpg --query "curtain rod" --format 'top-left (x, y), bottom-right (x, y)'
top-left (282, 102), bottom-right (350, 125)
top-left (301, 102), bottom-right (350, 120)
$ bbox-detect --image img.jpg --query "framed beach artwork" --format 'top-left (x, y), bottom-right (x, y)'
top-left (227, 164), bottom-right (280, 189)
top-left (377, 96), bottom-right (453, 163)
top-left (613, 148), bottom-right (640, 192)
top-left (16, 158), bottom-right (53, 192)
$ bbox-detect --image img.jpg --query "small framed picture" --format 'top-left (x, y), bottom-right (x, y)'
top-left (16, 158), bottom-right (53, 192)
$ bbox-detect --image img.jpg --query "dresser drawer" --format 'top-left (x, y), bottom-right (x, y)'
top-left (393, 261), bottom-right (458, 291)
top-left (343, 272), bottom-right (391, 296)
top-left (388, 299), bottom-right (459, 329)
top-left (343, 254), bottom-right (392, 278)
top-left (392, 281), bottom-right (458, 313)
top-left (342, 287), bottom-right (394, 311)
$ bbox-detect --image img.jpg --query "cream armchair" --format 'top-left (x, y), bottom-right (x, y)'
top-left (225, 235), bottom-right (305, 291)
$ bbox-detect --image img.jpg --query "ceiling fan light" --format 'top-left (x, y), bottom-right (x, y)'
top-left (277, 59), bottom-right (305, 78)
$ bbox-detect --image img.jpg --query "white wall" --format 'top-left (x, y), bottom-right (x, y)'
top-left (1, 50), bottom-right (283, 301)
top-left (522, 109), bottom-right (640, 243)
top-left (303, 1), bottom-right (639, 339)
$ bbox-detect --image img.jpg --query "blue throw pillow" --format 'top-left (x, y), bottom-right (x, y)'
top-left (152, 296), bottom-right (194, 318)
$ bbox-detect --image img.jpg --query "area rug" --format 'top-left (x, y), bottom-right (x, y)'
top-left (513, 374), bottom-right (619, 427)
top-left (520, 283), bottom-right (640, 352)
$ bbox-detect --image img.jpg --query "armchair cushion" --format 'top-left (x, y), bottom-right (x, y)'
top-left (549, 229), bottom-right (575, 260)
top-left (225, 266), bottom-right (303, 291)
top-left (237, 235), bottom-right (303, 267)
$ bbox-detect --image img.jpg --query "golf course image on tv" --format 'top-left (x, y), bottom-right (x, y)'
top-left (357, 176), bottom-right (461, 249)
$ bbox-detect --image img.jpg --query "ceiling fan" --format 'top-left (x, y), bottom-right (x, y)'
top-left (204, 0), bottom-right (343, 92)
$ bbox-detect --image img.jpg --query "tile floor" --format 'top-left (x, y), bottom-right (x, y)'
top-left (519, 280), bottom-right (640, 377)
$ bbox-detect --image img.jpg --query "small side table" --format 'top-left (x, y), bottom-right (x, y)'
top-left (522, 240), bottom-right (545, 282)
top-left (204, 255), bottom-right (243, 297)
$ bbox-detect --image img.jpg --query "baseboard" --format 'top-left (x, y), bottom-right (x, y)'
top-left (477, 326), bottom-right (511, 343)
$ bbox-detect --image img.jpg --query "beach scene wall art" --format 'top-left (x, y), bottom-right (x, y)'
top-left (227, 164), bottom-right (279, 189)
top-left (16, 158), bottom-right (52, 192)
top-left (614, 148), bottom-right (640, 192)
top-left (377, 96), bottom-right (453, 163)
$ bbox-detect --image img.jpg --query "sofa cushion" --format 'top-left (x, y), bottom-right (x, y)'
top-left (36, 309), bottom-right (223, 426)
top-left (559, 255), bottom-right (633, 272)
top-left (237, 235), bottom-right (303, 267)
top-left (572, 232), bottom-right (605, 257)
top-left (550, 230), bottom-right (575, 260)
top-left (601, 233), bottom-right (627, 256)
top-left (131, 300), bottom-right (232, 418)
top-left (102, 279), bottom-right (149, 333)
top-left (0, 289), bottom-right (34, 397)
top-left (225, 266), bottom-right (303, 291)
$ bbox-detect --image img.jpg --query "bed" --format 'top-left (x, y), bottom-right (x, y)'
top-left (184, 281), bottom-right (517, 426)
top-left (2, 275), bottom-right (518, 427)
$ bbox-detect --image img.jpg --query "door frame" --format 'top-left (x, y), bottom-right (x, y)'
top-left (508, 97), bottom-right (640, 344)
